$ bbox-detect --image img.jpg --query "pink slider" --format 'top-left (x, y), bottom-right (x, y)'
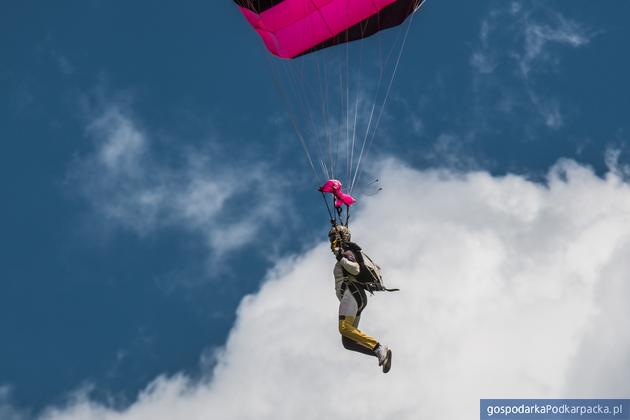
top-left (319, 179), bottom-right (356, 207)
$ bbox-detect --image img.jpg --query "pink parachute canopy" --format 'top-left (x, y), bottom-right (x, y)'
top-left (234, 0), bottom-right (423, 58)
top-left (319, 179), bottom-right (356, 207)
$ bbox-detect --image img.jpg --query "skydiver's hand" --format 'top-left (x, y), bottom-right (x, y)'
top-left (335, 248), bottom-right (343, 261)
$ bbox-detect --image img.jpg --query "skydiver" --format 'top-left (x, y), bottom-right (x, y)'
top-left (328, 225), bottom-right (392, 373)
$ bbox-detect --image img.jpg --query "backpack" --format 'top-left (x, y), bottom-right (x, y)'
top-left (344, 242), bottom-right (399, 293)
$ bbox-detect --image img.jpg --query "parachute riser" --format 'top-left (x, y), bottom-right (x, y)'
top-left (320, 190), bottom-right (336, 228)
top-left (320, 190), bottom-right (350, 229)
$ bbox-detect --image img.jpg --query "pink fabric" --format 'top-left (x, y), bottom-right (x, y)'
top-left (239, 0), bottom-right (397, 58)
top-left (320, 179), bottom-right (356, 207)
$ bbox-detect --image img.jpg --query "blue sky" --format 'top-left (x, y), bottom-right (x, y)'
top-left (1, 1), bottom-right (629, 418)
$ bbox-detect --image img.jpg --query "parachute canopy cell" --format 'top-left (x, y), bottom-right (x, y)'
top-left (234, 0), bottom-right (424, 58)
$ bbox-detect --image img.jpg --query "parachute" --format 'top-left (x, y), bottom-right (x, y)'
top-left (233, 0), bottom-right (425, 59)
top-left (234, 0), bottom-right (429, 226)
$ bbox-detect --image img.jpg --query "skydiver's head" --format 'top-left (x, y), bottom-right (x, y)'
top-left (328, 225), bottom-right (351, 250)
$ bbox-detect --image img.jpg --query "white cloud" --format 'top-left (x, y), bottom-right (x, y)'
top-left (69, 107), bottom-right (286, 258)
top-left (0, 387), bottom-right (25, 420)
top-left (426, 132), bottom-right (483, 170)
top-left (469, 20), bottom-right (498, 74)
top-left (470, 3), bottom-right (594, 78)
top-left (468, 3), bottom-right (595, 131)
top-left (605, 147), bottom-right (630, 180)
top-left (35, 159), bottom-right (630, 419)
top-left (51, 50), bottom-right (75, 76)
top-left (519, 13), bottom-right (592, 76)
top-left (527, 94), bottom-right (563, 130)
top-left (470, 50), bottom-right (497, 75)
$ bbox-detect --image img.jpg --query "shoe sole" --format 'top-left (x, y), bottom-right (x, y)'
top-left (382, 349), bottom-right (392, 373)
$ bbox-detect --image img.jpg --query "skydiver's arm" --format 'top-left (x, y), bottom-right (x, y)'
top-left (339, 250), bottom-right (360, 276)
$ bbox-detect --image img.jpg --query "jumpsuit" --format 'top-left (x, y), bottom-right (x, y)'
top-left (334, 248), bottom-right (380, 356)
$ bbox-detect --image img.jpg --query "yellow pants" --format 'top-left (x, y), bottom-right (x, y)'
top-left (339, 315), bottom-right (378, 351)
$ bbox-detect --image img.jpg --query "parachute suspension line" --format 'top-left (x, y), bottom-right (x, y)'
top-left (335, 59), bottom-right (344, 183)
top-left (292, 13), bottom-right (331, 183)
top-left (346, 29), bottom-right (352, 190)
top-left (316, 45), bottom-right (336, 185)
top-left (350, 94), bottom-right (359, 189)
top-left (306, 49), bottom-right (332, 180)
top-left (350, 9), bottom-right (416, 193)
top-left (324, 57), bottom-right (336, 178)
top-left (339, 34), bottom-right (349, 184)
top-left (266, 35), bottom-right (330, 184)
top-left (282, 60), bottom-right (320, 160)
top-left (238, 0), bottom-right (426, 193)
top-left (301, 12), bottom-right (334, 183)
top-left (306, 61), bottom-right (333, 183)
top-left (350, 56), bottom-right (387, 194)
top-left (319, 159), bottom-right (331, 180)
top-left (348, 8), bottom-right (402, 194)
top-left (315, 56), bottom-right (334, 179)
top-left (267, 55), bottom-right (320, 183)
top-left (320, 32), bottom-right (348, 185)
top-left (346, 13), bottom-right (388, 193)
top-left (333, 40), bottom-right (346, 182)
top-left (366, 11), bottom-right (416, 158)
top-left (348, 16), bottom-right (370, 193)
top-left (282, 58), bottom-right (330, 182)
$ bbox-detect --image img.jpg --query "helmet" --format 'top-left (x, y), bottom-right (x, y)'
top-left (328, 225), bottom-right (351, 243)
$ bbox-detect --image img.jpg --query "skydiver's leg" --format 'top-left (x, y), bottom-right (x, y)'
top-left (342, 337), bottom-right (377, 356)
top-left (338, 283), bottom-right (379, 355)
top-left (339, 316), bottom-right (379, 355)
top-left (341, 315), bottom-right (377, 356)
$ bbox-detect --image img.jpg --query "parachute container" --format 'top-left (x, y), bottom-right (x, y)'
top-left (234, 0), bottom-right (424, 58)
